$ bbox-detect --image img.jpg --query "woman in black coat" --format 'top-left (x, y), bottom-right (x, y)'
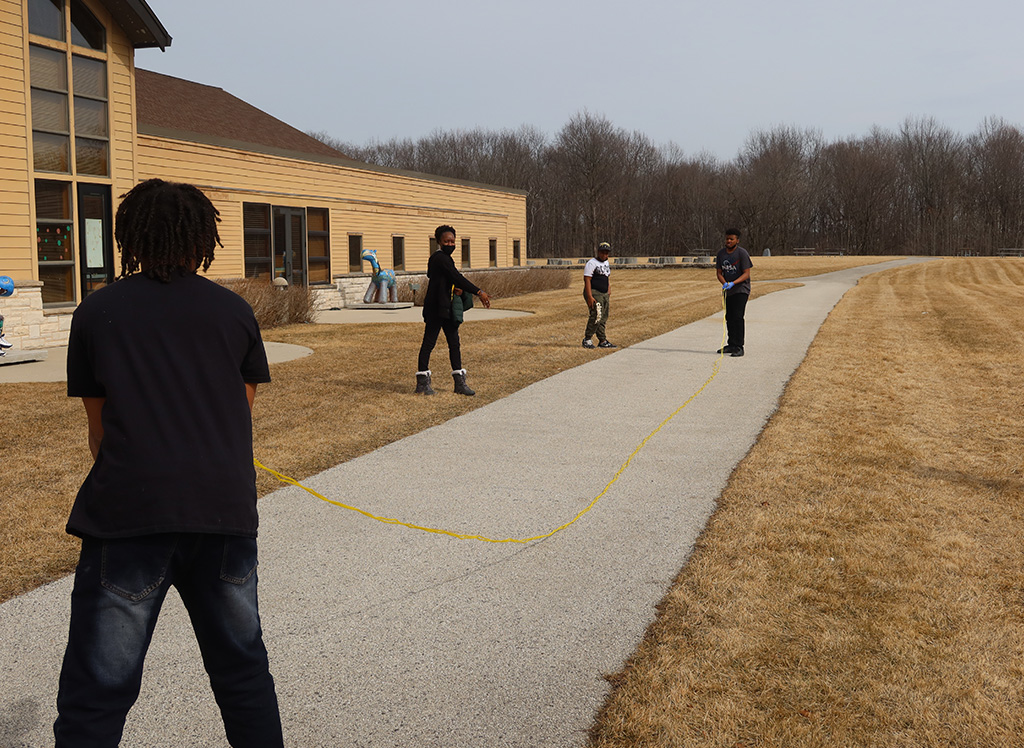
top-left (415, 224), bottom-right (491, 395)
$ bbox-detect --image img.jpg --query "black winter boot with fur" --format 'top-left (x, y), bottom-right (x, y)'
top-left (415, 370), bottom-right (435, 395)
top-left (452, 369), bottom-right (475, 396)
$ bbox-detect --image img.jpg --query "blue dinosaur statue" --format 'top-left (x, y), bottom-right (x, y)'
top-left (360, 248), bottom-right (397, 303)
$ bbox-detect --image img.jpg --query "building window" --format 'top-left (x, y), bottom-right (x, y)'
top-left (307, 208), bottom-right (330, 284)
top-left (29, 44), bottom-right (70, 173)
top-left (70, 0), bottom-right (105, 50)
top-left (247, 203), bottom-right (326, 285)
top-left (243, 203), bottom-right (272, 278)
top-left (348, 235), bottom-right (362, 272)
top-left (392, 236), bottom-right (405, 272)
top-left (28, 0), bottom-right (64, 41)
top-left (513, 239), bottom-right (521, 266)
top-left (72, 54), bottom-right (108, 175)
top-left (29, 4), bottom-right (109, 177)
top-left (461, 238), bottom-right (471, 268)
top-left (27, 0), bottom-right (110, 305)
top-left (36, 180), bottom-right (74, 304)
top-left (489, 239), bottom-right (497, 267)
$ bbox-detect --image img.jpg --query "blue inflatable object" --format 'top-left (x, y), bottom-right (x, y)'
top-left (0, 275), bottom-right (14, 297)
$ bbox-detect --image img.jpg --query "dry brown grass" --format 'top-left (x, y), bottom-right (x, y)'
top-left (588, 257), bottom-right (1024, 747)
top-left (399, 266), bottom-right (573, 305)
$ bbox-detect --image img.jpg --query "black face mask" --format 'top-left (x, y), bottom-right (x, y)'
top-left (443, 244), bottom-right (456, 256)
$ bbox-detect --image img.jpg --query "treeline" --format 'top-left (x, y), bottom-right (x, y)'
top-left (310, 113), bottom-right (1024, 257)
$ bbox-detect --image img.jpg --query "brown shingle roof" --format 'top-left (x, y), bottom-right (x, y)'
top-left (135, 69), bottom-right (347, 160)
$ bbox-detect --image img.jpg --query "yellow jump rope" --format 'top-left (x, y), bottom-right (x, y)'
top-left (254, 295), bottom-right (729, 544)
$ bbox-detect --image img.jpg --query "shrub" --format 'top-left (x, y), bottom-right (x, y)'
top-left (220, 278), bottom-right (319, 329)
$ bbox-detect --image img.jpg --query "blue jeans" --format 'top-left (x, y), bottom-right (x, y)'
top-left (54, 533), bottom-right (283, 748)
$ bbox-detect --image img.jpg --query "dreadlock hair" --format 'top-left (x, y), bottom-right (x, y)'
top-left (434, 224), bottom-right (456, 243)
top-left (115, 179), bottom-right (222, 283)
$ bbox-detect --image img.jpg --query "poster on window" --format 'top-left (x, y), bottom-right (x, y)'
top-left (85, 218), bottom-right (104, 267)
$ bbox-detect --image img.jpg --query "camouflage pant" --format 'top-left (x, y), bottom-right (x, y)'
top-left (584, 291), bottom-right (609, 342)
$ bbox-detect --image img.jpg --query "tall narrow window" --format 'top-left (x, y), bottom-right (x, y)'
top-left (72, 54), bottom-right (108, 175)
top-left (36, 180), bottom-right (74, 304)
top-left (461, 238), bottom-right (471, 269)
top-left (30, 44), bottom-right (70, 173)
top-left (28, 0), bottom-right (110, 305)
top-left (243, 203), bottom-right (272, 278)
top-left (307, 208), bottom-right (330, 284)
top-left (489, 239), bottom-right (497, 267)
top-left (392, 236), bottom-right (405, 272)
top-left (348, 235), bottom-right (362, 272)
top-left (513, 239), bottom-right (521, 266)
top-left (427, 236), bottom-right (437, 270)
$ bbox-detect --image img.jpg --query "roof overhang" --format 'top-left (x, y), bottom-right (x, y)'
top-left (99, 0), bottom-right (171, 50)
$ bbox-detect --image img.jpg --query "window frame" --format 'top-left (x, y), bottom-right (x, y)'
top-left (392, 235), bottom-right (405, 272)
top-left (242, 202), bottom-right (273, 279)
top-left (348, 234), bottom-right (363, 273)
top-left (71, 52), bottom-right (109, 176)
top-left (305, 207), bottom-right (331, 285)
top-left (35, 179), bottom-right (75, 305)
top-left (27, 0), bottom-right (112, 306)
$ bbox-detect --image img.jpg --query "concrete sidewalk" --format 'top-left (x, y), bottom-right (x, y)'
top-left (0, 259), bottom-right (929, 748)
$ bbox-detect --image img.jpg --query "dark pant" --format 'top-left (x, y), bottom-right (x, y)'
top-left (725, 292), bottom-right (748, 348)
top-left (54, 533), bottom-right (283, 748)
top-left (584, 290), bottom-right (610, 342)
top-left (418, 316), bottom-right (462, 372)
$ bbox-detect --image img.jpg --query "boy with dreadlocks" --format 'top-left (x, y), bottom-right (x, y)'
top-left (55, 179), bottom-right (284, 747)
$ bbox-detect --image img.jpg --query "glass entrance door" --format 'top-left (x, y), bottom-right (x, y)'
top-left (272, 206), bottom-right (306, 286)
top-left (77, 182), bottom-right (113, 297)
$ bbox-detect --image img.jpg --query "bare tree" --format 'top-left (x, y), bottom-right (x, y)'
top-left (550, 111), bottom-right (628, 253)
top-left (896, 116), bottom-right (966, 255)
top-left (966, 117), bottom-right (1024, 253)
top-left (733, 126), bottom-right (822, 252)
top-left (311, 114), bottom-right (1024, 259)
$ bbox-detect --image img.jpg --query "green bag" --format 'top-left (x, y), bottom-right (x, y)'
top-left (451, 289), bottom-right (473, 323)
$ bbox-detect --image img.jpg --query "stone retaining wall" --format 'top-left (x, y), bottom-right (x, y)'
top-left (0, 281), bottom-right (73, 349)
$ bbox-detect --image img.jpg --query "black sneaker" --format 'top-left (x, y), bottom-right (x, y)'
top-left (730, 346), bottom-right (744, 357)
top-left (717, 345), bottom-right (735, 354)
top-left (598, 340), bottom-right (617, 348)
top-left (582, 339), bottom-right (595, 349)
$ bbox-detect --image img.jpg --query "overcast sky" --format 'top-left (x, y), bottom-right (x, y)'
top-left (136, 0), bottom-right (1024, 161)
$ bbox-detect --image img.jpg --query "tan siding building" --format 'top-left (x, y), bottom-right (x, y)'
top-left (0, 0), bottom-right (527, 350)
top-left (0, 0), bottom-right (34, 280)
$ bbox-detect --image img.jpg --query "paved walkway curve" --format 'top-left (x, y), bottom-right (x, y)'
top-left (0, 259), bottom-right (931, 748)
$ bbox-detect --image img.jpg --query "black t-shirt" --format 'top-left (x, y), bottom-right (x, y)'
top-left (716, 247), bottom-right (753, 295)
top-left (66, 272), bottom-right (271, 539)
